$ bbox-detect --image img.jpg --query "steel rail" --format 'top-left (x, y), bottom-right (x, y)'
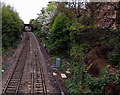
top-left (30, 32), bottom-right (47, 95)
top-left (16, 36), bottom-right (30, 95)
top-left (2, 33), bottom-right (29, 95)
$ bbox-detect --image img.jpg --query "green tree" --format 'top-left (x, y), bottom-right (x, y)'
top-left (48, 13), bottom-right (70, 54)
top-left (2, 4), bottom-right (24, 50)
top-left (46, 1), bottom-right (57, 12)
top-left (29, 19), bottom-right (34, 24)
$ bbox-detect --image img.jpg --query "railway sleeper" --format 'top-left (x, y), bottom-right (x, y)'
top-left (5, 92), bottom-right (15, 94)
top-left (8, 86), bottom-right (16, 88)
top-left (36, 81), bottom-right (42, 84)
top-left (36, 84), bottom-right (43, 88)
top-left (9, 82), bottom-right (18, 85)
top-left (36, 92), bottom-right (43, 95)
top-left (8, 84), bottom-right (17, 88)
top-left (10, 78), bottom-right (19, 80)
top-left (10, 79), bottom-right (19, 82)
top-left (36, 82), bottom-right (42, 84)
top-left (36, 82), bottom-right (42, 85)
top-left (36, 90), bottom-right (44, 93)
top-left (36, 78), bottom-right (42, 80)
top-left (6, 88), bottom-right (16, 91)
top-left (9, 81), bottom-right (18, 84)
top-left (36, 79), bottom-right (42, 81)
top-left (5, 91), bottom-right (15, 94)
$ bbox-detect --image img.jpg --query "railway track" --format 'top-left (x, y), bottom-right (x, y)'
top-left (2, 32), bottom-right (47, 95)
top-left (2, 33), bottom-right (30, 95)
top-left (2, 33), bottom-right (27, 87)
top-left (29, 32), bottom-right (47, 95)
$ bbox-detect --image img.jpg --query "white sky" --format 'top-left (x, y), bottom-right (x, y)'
top-left (2, 0), bottom-right (53, 23)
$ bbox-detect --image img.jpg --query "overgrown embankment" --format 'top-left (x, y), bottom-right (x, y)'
top-left (31, 1), bottom-right (120, 94)
top-left (2, 3), bottom-right (24, 62)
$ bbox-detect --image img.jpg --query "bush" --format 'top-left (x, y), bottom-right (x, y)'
top-left (48, 13), bottom-right (70, 54)
top-left (65, 44), bottom-right (91, 94)
top-left (70, 44), bottom-right (91, 61)
top-left (65, 59), bottom-right (85, 94)
top-left (69, 22), bottom-right (107, 46)
top-left (2, 4), bottom-right (24, 50)
top-left (84, 65), bottom-right (120, 94)
top-left (46, 1), bottom-right (56, 12)
top-left (108, 29), bottom-right (120, 67)
top-left (32, 20), bottom-right (42, 37)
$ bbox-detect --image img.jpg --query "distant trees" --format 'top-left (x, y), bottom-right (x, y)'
top-left (29, 19), bottom-right (34, 24)
top-left (2, 3), bottom-right (24, 50)
top-left (31, 1), bottom-right (58, 51)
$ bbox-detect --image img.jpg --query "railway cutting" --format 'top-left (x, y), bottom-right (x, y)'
top-left (2, 32), bottom-right (65, 95)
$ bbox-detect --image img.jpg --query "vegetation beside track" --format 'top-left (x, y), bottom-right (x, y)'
top-left (32, 1), bottom-right (120, 94)
top-left (2, 3), bottom-right (24, 54)
top-left (31, 1), bottom-right (120, 94)
top-left (1, 1), bottom-right (120, 94)
top-left (1, 3), bottom-right (24, 63)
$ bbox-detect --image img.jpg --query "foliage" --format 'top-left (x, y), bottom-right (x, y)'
top-left (2, 4), bottom-right (24, 50)
top-left (46, 1), bottom-right (56, 12)
top-left (66, 28), bottom-right (120, 94)
top-left (99, 29), bottom-right (120, 67)
top-left (65, 44), bottom-right (90, 94)
top-left (70, 44), bottom-right (91, 61)
top-left (108, 29), bottom-right (120, 67)
top-left (65, 57), bottom-right (85, 94)
top-left (69, 22), bottom-right (104, 45)
top-left (33, 2), bottom-right (120, 94)
top-left (29, 19), bottom-right (34, 24)
top-left (84, 65), bottom-right (120, 94)
top-left (78, 15), bottom-right (91, 26)
top-left (32, 20), bottom-right (42, 34)
top-left (66, 63), bottom-right (120, 95)
top-left (48, 13), bottom-right (70, 54)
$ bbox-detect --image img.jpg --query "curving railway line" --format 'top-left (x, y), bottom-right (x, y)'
top-left (29, 32), bottom-right (47, 95)
top-left (2, 32), bottom-right (48, 95)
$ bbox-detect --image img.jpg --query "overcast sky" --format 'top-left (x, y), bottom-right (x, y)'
top-left (2, 0), bottom-right (54, 23)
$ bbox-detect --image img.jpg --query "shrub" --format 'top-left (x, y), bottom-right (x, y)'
top-left (108, 29), bottom-right (120, 67)
top-left (66, 44), bottom-right (91, 94)
top-left (69, 22), bottom-right (106, 46)
top-left (2, 4), bottom-right (24, 50)
top-left (70, 44), bottom-right (91, 61)
top-left (84, 65), bottom-right (120, 94)
top-left (46, 1), bottom-right (57, 12)
top-left (48, 13), bottom-right (70, 54)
